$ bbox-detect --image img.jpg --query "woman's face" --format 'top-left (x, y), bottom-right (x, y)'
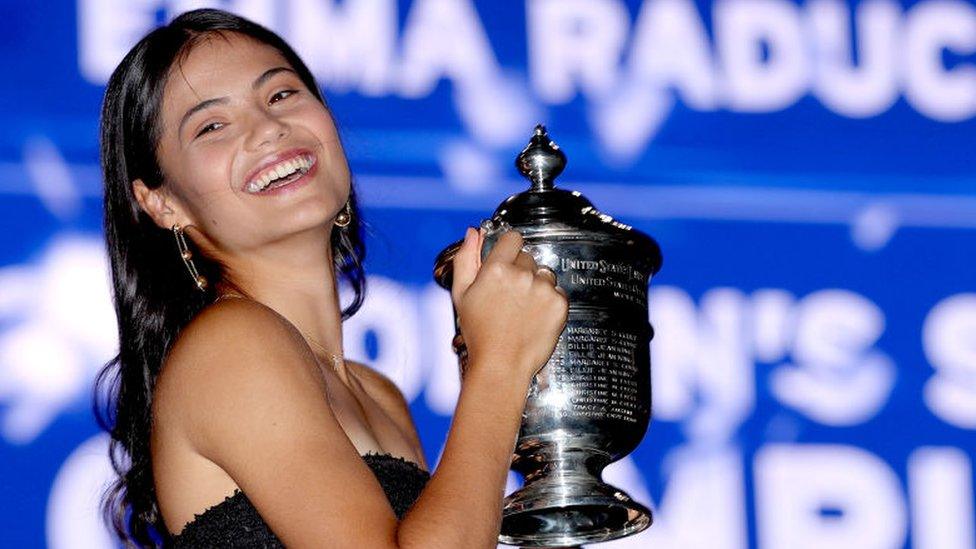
top-left (142, 31), bottom-right (350, 256)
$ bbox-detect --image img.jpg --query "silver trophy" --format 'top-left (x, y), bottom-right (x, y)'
top-left (433, 125), bottom-right (663, 547)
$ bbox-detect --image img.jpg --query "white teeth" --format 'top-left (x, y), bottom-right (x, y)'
top-left (247, 154), bottom-right (314, 192)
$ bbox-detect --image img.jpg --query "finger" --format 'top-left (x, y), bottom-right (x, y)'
top-left (451, 227), bottom-right (479, 303)
top-left (535, 266), bottom-right (557, 285)
top-left (475, 227), bottom-right (485, 269)
top-left (483, 229), bottom-right (524, 265)
top-left (514, 247), bottom-right (537, 272)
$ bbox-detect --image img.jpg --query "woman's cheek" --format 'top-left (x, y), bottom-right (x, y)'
top-left (187, 143), bottom-right (235, 191)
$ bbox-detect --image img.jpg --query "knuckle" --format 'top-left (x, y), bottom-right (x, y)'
top-left (485, 261), bottom-right (506, 277)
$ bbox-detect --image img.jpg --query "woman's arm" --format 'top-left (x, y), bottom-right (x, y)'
top-left (159, 298), bottom-right (531, 549)
top-left (399, 227), bottom-right (568, 548)
top-left (158, 228), bottom-right (565, 548)
top-left (396, 363), bottom-right (527, 548)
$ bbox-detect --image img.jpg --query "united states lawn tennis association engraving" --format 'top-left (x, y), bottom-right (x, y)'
top-left (560, 257), bottom-right (648, 307)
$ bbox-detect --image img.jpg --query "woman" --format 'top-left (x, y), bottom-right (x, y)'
top-left (91, 7), bottom-right (568, 548)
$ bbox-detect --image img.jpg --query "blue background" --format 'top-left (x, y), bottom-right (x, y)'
top-left (1, 1), bottom-right (974, 547)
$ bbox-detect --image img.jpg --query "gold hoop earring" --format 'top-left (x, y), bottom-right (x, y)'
top-left (172, 223), bottom-right (208, 292)
top-left (334, 201), bottom-right (352, 228)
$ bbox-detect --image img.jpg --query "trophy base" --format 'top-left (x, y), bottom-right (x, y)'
top-left (499, 468), bottom-right (652, 547)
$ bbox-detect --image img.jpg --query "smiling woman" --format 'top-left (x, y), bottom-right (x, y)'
top-left (90, 9), bottom-right (370, 546)
top-left (138, 30), bottom-right (352, 257)
top-left (91, 7), bottom-right (568, 549)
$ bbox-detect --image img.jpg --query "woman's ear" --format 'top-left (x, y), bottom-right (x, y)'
top-left (132, 178), bottom-right (187, 230)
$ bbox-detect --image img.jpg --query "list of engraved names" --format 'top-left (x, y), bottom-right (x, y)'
top-left (555, 325), bottom-right (643, 423)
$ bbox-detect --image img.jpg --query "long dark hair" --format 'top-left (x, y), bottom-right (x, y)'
top-left (90, 8), bottom-right (367, 547)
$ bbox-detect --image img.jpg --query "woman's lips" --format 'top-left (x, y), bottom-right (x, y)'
top-left (241, 147), bottom-right (315, 191)
top-left (247, 155), bottom-right (318, 196)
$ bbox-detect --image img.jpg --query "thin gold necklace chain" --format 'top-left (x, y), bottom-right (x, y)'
top-left (299, 330), bottom-right (345, 375)
top-left (215, 292), bottom-right (344, 374)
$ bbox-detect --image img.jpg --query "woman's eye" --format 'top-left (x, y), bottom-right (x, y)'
top-left (270, 89), bottom-right (299, 104)
top-left (196, 122), bottom-right (224, 137)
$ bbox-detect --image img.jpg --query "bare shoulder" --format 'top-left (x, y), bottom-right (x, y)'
top-left (152, 298), bottom-right (322, 452)
top-left (151, 299), bottom-right (403, 545)
top-left (173, 296), bottom-right (304, 355)
top-left (156, 297), bottom-right (310, 388)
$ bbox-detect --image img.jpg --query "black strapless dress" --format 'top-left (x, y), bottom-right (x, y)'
top-left (167, 453), bottom-right (430, 548)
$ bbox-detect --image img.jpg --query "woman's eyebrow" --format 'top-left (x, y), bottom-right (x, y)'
top-left (178, 96), bottom-right (229, 137)
top-left (177, 66), bottom-right (298, 137)
top-left (250, 66), bottom-right (297, 91)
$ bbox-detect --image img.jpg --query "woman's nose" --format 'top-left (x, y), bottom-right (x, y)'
top-left (246, 110), bottom-right (290, 150)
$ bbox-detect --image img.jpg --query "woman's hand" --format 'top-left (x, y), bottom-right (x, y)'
top-left (450, 226), bottom-right (569, 386)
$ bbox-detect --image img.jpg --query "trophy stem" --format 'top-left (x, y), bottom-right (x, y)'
top-left (500, 443), bottom-right (652, 547)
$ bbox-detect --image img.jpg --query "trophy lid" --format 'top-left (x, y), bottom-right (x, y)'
top-left (434, 125), bottom-right (662, 289)
top-left (487, 125), bottom-right (652, 233)
top-left (488, 124), bottom-right (595, 227)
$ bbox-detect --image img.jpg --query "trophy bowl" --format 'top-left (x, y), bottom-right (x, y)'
top-left (434, 125), bottom-right (663, 547)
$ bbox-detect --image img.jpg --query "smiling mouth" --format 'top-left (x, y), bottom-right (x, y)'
top-left (245, 154), bottom-right (317, 194)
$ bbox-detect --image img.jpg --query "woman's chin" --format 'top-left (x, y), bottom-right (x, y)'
top-left (246, 184), bottom-right (346, 242)
top-left (287, 206), bottom-right (338, 234)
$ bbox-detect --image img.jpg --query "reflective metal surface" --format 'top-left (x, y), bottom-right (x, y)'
top-left (434, 125), bottom-right (663, 547)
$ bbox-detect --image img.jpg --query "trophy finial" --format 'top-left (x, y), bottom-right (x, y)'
top-left (516, 124), bottom-right (566, 191)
